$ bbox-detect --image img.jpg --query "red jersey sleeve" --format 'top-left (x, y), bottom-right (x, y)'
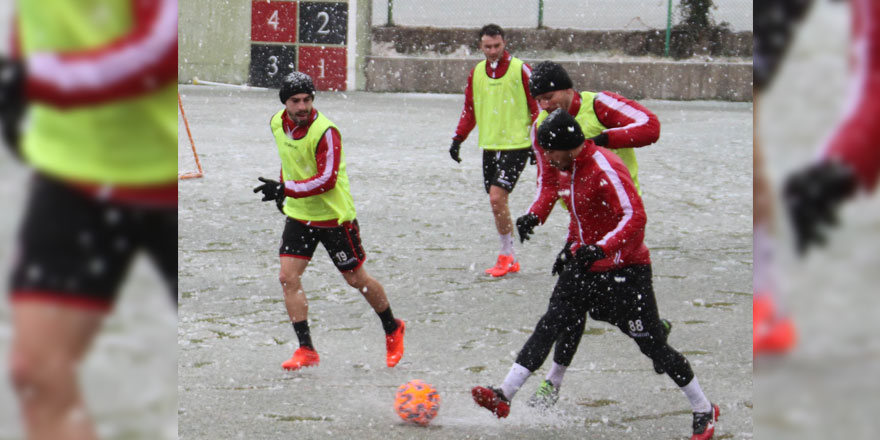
top-left (453, 68), bottom-right (477, 142)
top-left (283, 127), bottom-right (342, 198)
top-left (593, 91), bottom-right (660, 149)
top-left (590, 150), bottom-right (647, 256)
top-left (522, 62), bottom-right (540, 122)
top-left (527, 122), bottom-right (560, 223)
top-left (23, 0), bottom-right (178, 108)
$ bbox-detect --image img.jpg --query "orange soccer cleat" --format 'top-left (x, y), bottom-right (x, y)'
top-left (485, 254), bottom-right (520, 277)
top-left (281, 346), bottom-right (320, 371)
top-left (753, 295), bottom-right (797, 355)
top-left (386, 319), bottom-right (405, 367)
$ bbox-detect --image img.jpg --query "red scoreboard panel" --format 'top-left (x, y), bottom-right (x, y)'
top-left (250, 1), bottom-right (348, 91)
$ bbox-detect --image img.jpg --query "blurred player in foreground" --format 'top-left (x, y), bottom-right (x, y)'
top-left (754, 0), bottom-right (880, 355)
top-left (253, 72), bottom-right (405, 371)
top-left (447, 24), bottom-right (539, 277)
top-left (472, 110), bottom-right (719, 440)
top-left (0, 0), bottom-right (178, 439)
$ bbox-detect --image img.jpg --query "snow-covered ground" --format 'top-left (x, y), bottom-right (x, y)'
top-left (177, 86), bottom-right (751, 439)
top-left (757, 1), bottom-right (880, 438)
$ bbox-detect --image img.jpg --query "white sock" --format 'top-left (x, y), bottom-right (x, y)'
top-left (545, 362), bottom-right (567, 388)
top-left (500, 363), bottom-right (531, 401)
top-left (754, 222), bottom-right (786, 317)
top-left (680, 377), bottom-right (711, 413)
top-left (499, 233), bottom-right (515, 257)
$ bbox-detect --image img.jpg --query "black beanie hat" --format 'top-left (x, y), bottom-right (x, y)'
top-left (529, 61), bottom-right (573, 97)
top-left (279, 72), bottom-right (316, 103)
top-left (537, 108), bottom-right (585, 151)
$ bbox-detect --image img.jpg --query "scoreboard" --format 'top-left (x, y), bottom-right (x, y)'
top-left (250, 1), bottom-right (349, 90)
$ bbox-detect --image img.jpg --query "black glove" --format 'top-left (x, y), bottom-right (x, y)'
top-left (528, 147), bottom-right (537, 165)
top-left (516, 213), bottom-right (540, 243)
top-left (449, 139), bottom-right (462, 163)
top-left (783, 160), bottom-right (858, 255)
top-left (551, 244), bottom-right (573, 276)
top-left (573, 244), bottom-right (605, 271)
top-left (253, 177), bottom-right (286, 202)
top-left (588, 132), bottom-right (609, 147)
top-left (275, 194), bottom-right (286, 214)
top-left (0, 57), bottom-right (26, 158)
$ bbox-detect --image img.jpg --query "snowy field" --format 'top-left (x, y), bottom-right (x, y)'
top-left (177, 85), bottom-right (751, 439)
top-left (756, 1), bottom-right (880, 438)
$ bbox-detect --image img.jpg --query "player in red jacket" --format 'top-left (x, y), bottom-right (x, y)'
top-left (514, 62), bottom-right (670, 402)
top-left (471, 110), bottom-right (719, 440)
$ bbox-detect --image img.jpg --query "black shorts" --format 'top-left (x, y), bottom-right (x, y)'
top-left (279, 217), bottom-right (366, 272)
top-left (8, 174), bottom-right (177, 311)
top-left (754, 0), bottom-right (815, 92)
top-left (482, 148), bottom-right (530, 193)
top-left (554, 264), bottom-right (665, 340)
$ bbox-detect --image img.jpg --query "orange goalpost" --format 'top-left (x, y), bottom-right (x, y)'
top-left (178, 92), bottom-right (204, 180)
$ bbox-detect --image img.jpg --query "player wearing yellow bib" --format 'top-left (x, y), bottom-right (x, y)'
top-left (1, 1), bottom-right (178, 438)
top-left (514, 61), bottom-right (664, 407)
top-left (448, 24), bottom-right (540, 277)
top-left (253, 72), bottom-right (405, 372)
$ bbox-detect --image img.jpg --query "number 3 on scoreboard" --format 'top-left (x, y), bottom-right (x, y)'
top-left (267, 55), bottom-right (279, 76)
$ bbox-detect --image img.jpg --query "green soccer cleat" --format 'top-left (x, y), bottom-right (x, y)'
top-left (527, 379), bottom-right (559, 409)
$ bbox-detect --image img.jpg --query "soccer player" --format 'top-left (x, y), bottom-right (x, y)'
top-left (253, 72), bottom-right (405, 371)
top-left (754, 0), bottom-right (880, 354)
top-left (515, 61), bottom-right (666, 403)
top-left (447, 24), bottom-right (540, 277)
top-left (472, 110), bottom-right (719, 440)
top-left (2, 1), bottom-right (178, 438)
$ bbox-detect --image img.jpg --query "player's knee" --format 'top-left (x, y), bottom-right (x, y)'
top-left (9, 350), bottom-right (73, 403)
top-left (278, 271), bottom-right (300, 288)
top-left (488, 188), bottom-right (507, 207)
top-left (634, 336), bottom-right (666, 359)
top-left (345, 272), bottom-right (371, 291)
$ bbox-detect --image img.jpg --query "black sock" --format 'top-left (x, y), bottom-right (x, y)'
top-left (377, 307), bottom-right (398, 334)
top-left (292, 320), bottom-right (314, 349)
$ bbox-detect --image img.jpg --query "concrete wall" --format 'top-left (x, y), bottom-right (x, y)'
top-left (372, 27), bottom-right (752, 59)
top-left (178, 0), bottom-right (252, 84)
top-left (365, 57), bottom-right (752, 101)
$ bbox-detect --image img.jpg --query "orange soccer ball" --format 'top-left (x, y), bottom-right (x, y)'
top-left (394, 380), bottom-right (440, 426)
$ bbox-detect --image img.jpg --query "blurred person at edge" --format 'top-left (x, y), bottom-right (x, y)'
top-left (447, 23), bottom-right (540, 277)
top-left (753, 0), bottom-right (880, 355)
top-left (0, 0), bottom-right (178, 439)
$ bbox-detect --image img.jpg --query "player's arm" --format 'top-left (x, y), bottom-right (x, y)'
top-left (586, 154), bottom-right (647, 257)
top-left (22, 0), bottom-right (177, 108)
top-left (526, 133), bottom-right (560, 223)
top-left (521, 63), bottom-right (540, 122)
top-left (453, 68), bottom-right (477, 143)
top-left (592, 91), bottom-right (660, 149)
top-left (283, 127), bottom-right (342, 198)
top-left (517, 125), bottom-right (560, 242)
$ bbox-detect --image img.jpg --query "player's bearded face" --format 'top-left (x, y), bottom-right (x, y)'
top-left (535, 90), bottom-right (570, 113)
top-left (480, 34), bottom-right (505, 64)
top-left (285, 94), bottom-right (314, 126)
top-left (545, 149), bottom-right (575, 171)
